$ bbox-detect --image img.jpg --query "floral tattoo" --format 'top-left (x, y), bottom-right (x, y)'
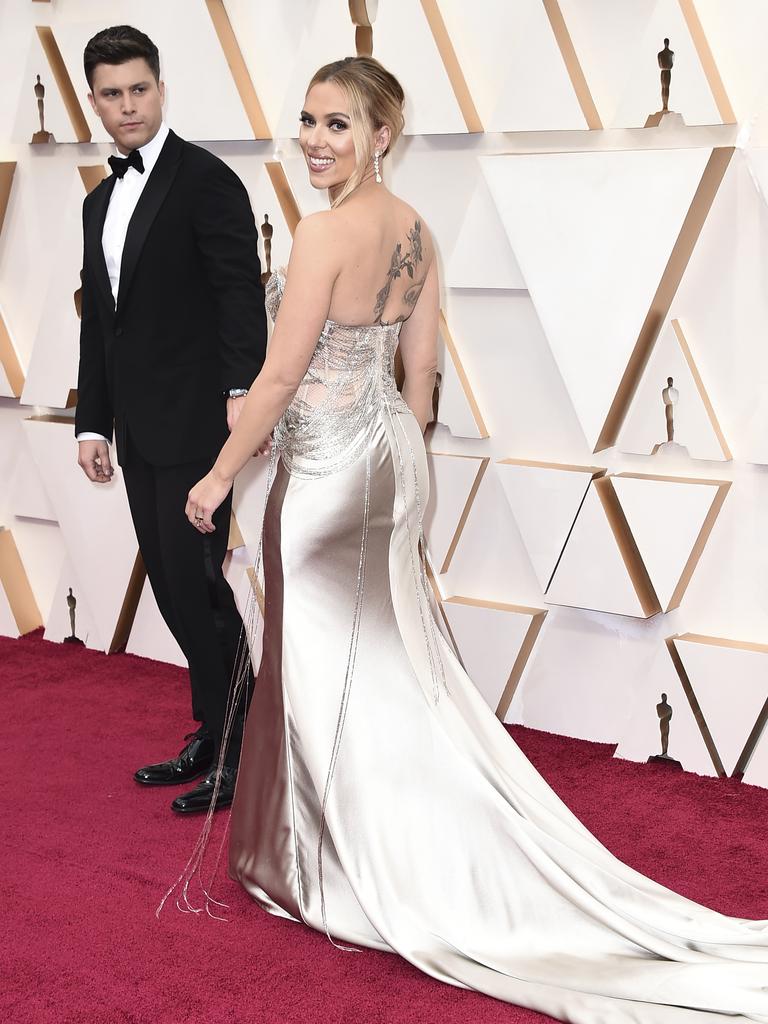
top-left (374, 220), bottom-right (425, 323)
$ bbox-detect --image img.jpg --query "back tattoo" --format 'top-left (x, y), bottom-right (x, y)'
top-left (373, 220), bottom-right (426, 324)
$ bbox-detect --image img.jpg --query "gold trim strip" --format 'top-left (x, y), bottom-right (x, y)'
top-left (0, 311), bottom-right (24, 397)
top-left (228, 513), bottom-right (245, 551)
top-left (678, 0), bottom-right (736, 124)
top-left (671, 318), bottom-right (732, 460)
top-left (667, 481), bottom-right (730, 610)
top-left (35, 26), bottom-right (91, 143)
top-left (78, 165), bottom-right (108, 195)
top-left (496, 610), bottom-right (547, 721)
top-left (0, 163), bottom-right (16, 236)
top-left (498, 457), bottom-right (605, 476)
top-left (265, 162), bottom-right (301, 236)
top-left (734, 697), bottom-right (768, 778)
top-left (542, 0), bottom-right (602, 130)
top-left (205, 0), bottom-right (271, 139)
top-left (0, 529), bottom-right (42, 634)
top-left (419, 0), bottom-right (483, 133)
top-left (677, 632), bottom-right (768, 654)
top-left (597, 147), bottom-right (734, 452)
top-left (439, 457), bottom-right (489, 574)
top-left (439, 311), bottom-right (489, 438)
top-left (594, 477), bottom-right (661, 617)
top-left (666, 635), bottom-right (726, 776)
top-left (109, 551), bottom-right (146, 654)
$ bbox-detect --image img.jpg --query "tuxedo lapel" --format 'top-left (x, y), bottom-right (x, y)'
top-left (84, 175), bottom-right (117, 312)
top-left (117, 130), bottom-right (184, 310)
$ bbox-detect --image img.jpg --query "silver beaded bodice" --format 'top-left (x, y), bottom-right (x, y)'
top-left (266, 270), bottom-right (408, 477)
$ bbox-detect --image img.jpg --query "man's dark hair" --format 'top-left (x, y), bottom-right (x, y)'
top-left (84, 25), bottom-right (160, 89)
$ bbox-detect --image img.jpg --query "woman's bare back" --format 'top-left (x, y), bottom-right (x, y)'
top-left (323, 190), bottom-right (434, 328)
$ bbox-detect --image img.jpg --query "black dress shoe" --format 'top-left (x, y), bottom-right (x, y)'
top-left (171, 766), bottom-right (237, 814)
top-left (134, 729), bottom-right (214, 786)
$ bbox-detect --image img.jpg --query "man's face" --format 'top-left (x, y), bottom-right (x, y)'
top-left (88, 57), bottom-right (164, 153)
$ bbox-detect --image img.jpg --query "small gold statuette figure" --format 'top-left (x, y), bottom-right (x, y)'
top-left (63, 587), bottom-right (85, 645)
top-left (31, 74), bottom-right (55, 144)
top-left (647, 693), bottom-right (682, 768)
top-left (260, 214), bottom-right (273, 285)
top-left (652, 376), bottom-right (689, 457)
top-left (644, 39), bottom-right (685, 128)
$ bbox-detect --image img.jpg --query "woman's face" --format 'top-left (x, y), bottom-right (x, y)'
top-left (299, 81), bottom-right (358, 194)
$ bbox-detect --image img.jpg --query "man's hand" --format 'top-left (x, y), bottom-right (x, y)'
top-left (226, 395), bottom-right (247, 432)
top-left (78, 439), bottom-right (114, 483)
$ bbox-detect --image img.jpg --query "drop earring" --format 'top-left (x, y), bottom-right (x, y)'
top-left (374, 150), bottom-right (382, 183)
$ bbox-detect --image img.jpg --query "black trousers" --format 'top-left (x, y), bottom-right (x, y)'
top-left (121, 431), bottom-right (249, 767)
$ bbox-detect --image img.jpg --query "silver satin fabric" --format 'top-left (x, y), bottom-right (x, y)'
top-left (229, 271), bottom-right (768, 1023)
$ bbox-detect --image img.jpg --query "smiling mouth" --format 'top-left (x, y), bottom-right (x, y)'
top-left (308, 155), bottom-right (335, 172)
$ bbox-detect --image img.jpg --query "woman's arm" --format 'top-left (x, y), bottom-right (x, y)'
top-left (399, 258), bottom-right (439, 433)
top-left (186, 213), bottom-right (341, 531)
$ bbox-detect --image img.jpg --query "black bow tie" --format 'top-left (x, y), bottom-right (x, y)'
top-left (108, 149), bottom-right (145, 179)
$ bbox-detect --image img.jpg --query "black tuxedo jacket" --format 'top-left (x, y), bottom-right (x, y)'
top-left (75, 130), bottom-right (267, 466)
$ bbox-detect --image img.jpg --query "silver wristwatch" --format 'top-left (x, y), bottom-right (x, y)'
top-left (227, 388), bottom-right (249, 399)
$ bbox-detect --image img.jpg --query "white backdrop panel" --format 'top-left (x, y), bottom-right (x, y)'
top-left (481, 147), bottom-right (712, 451)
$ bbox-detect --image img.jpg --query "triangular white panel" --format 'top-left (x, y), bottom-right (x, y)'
top-left (275, 0), bottom-right (467, 138)
top-left (22, 170), bottom-right (82, 408)
top-left (669, 154), bottom-right (768, 465)
top-left (559, 0), bottom-right (721, 128)
top-left (44, 557), bottom-right (104, 650)
top-left (10, 437), bottom-right (56, 522)
top-left (435, 317), bottom-right (487, 440)
top-left (545, 483), bottom-right (646, 618)
top-left (496, 461), bottom-right (602, 592)
top-left (423, 453), bottom-right (485, 574)
top-left (438, 0), bottom-right (587, 132)
top-left (619, 321), bottom-right (730, 461)
top-left (612, 474), bottom-right (727, 611)
top-left (23, 418), bottom-right (138, 653)
top-left (224, 0), bottom-right (314, 137)
top-left (231, 454), bottom-right (273, 563)
top-left (693, 0), bottom-right (768, 125)
top-left (481, 147), bottom-right (712, 451)
top-left (125, 575), bottom-right (186, 668)
top-left (613, 641), bottom-right (718, 777)
top-left (446, 176), bottom-right (526, 290)
top-left (675, 635), bottom-right (768, 777)
top-left (442, 598), bottom-right (543, 715)
top-left (226, 546), bottom-right (265, 670)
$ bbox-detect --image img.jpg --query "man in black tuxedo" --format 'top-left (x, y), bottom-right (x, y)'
top-left (75, 26), bottom-right (266, 813)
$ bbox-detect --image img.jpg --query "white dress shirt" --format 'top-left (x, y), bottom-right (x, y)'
top-left (77, 123), bottom-right (170, 444)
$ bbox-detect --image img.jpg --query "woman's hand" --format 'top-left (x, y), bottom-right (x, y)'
top-left (185, 468), bottom-right (233, 534)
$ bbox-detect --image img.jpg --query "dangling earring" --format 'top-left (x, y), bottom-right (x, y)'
top-left (374, 150), bottom-right (382, 183)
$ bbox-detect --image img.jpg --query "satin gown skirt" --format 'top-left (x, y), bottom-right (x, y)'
top-left (228, 396), bottom-right (768, 1024)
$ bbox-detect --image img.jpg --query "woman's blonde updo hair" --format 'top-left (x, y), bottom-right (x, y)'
top-left (307, 56), bottom-right (405, 207)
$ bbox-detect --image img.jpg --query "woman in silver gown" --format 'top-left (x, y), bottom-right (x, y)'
top-left (184, 57), bottom-right (768, 1024)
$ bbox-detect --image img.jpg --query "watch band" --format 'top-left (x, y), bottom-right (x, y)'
top-left (226, 388), bottom-right (249, 399)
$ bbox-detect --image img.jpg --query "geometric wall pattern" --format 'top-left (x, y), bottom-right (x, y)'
top-left (2, 0), bottom-right (768, 789)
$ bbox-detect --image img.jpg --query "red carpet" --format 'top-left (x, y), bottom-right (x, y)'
top-left (3, 630), bottom-right (768, 1024)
